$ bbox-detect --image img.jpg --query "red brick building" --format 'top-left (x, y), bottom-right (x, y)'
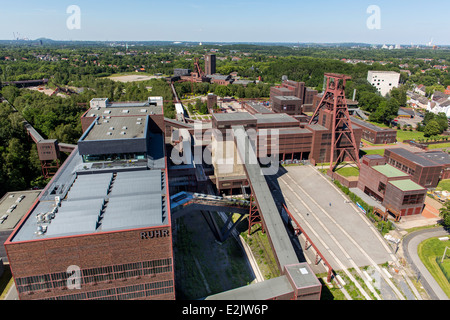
top-left (270, 80), bottom-right (318, 115)
top-left (5, 97), bottom-right (175, 300)
top-left (357, 154), bottom-right (427, 217)
top-left (384, 148), bottom-right (450, 188)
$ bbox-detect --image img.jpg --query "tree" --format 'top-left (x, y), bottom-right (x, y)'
top-left (423, 120), bottom-right (442, 137)
top-left (439, 201), bottom-right (450, 229)
top-left (435, 112), bottom-right (449, 133)
top-left (423, 111), bottom-right (436, 126)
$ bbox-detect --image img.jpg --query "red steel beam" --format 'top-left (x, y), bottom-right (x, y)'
top-left (283, 204), bottom-right (336, 284)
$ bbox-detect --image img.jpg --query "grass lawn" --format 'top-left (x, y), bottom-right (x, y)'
top-left (428, 142), bottom-right (450, 150)
top-left (417, 237), bottom-right (450, 299)
top-left (395, 129), bottom-right (425, 142)
top-left (360, 149), bottom-right (386, 157)
top-left (241, 225), bottom-right (280, 280)
top-left (436, 179), bottom-right (450, 192)
top-left (335, 166), bottom-right (360, 177)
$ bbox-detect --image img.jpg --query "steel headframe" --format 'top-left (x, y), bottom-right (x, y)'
top-left (309, 73), bottom-right (360, 172)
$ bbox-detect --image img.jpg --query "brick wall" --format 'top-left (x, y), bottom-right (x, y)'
top-left (6, 226), bottom-right (175, 300)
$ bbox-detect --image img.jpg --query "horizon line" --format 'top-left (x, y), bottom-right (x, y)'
top-left (2, 39), bottom-right (450, 47)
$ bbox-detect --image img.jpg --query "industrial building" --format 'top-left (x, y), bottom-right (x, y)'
top-left (209, 107), bottom-right (362, 194)
top-left (205, 54), bottom-right (216, 76)
top-left (358, 154), bottom-right (427, 218)
top-left (0, 191), bottom-right (41, 263)
top-left (350, 117), bottom-right (397, 144)
top-left (6, 71), bottom-right (374, 300)
top-left (384, 148), bottom-right (450, 188)
top-left (270, 79), bottom-right (318, 114)
top-left (4, 97), bottom-right (175, 300)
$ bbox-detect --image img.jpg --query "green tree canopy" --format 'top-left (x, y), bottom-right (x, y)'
top-left (439, 201), bottom-right (450, 229)
top-left (423, 120), bottom-right (442, 137)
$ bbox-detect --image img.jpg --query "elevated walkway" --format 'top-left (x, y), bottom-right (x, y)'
top-left (170, 192), bottom-right (250, 241)
top-left (170, 192), bottom-right (250, 217)
top-left (232, 125), bottom-right (299, 270)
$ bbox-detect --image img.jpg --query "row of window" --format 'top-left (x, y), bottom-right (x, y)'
top-left (388, 158), bottom-right (415, 176)
top-left (41, 280), bottom-right (174, 300)
top-left (402, 194), bottom-right (425, 205)
top-left (16, 258), bottom-right (172, 294)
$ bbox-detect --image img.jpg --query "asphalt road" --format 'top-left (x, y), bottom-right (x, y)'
top-left (402, 227), bottom-right (450, 300)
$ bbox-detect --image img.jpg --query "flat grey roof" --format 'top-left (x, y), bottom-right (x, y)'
top-left (274, 95), bottom-right (302, 101)
top-left (350, 117), bottom-right (396, 133)
top-left (305, 123), bottom-right (328, 131)
top-left (253, 113), bottom-right (299, 124)
top-left (285, 263), bottom-right (321, 289)
top-left (246, 103), bottom-right (273, 114)
top-left (364, 154), bottom-right (385, 160)
top-left (10, 147), bottom-right (168, 242)
top-left (85, 102), bottom-right (163, 118)
top-left (416, 151), bottom-right (450, 166)
top-left (388, 148), bottom-right (441, 167)
top-left (82, 116), bottom-right (147, 141)
top-left (0, 191), bottom-right (41, 232)
top-left (271, 87), bottom-right (292, 92)
top-left (213, 112), bottom-right (256, 122)
top-left (206, 275), bottom-right (293, 300)
top-left (276, 128), bottom-right (311, 135)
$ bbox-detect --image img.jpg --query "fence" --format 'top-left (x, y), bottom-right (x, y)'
top-left (436, 256), bottom-right (450, 284)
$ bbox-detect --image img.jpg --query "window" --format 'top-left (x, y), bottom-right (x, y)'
top-left (402, 194), bottom-right (424, 205)
top-left (378, 182), bottom-right (386, 194)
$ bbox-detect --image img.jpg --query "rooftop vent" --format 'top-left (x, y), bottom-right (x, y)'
top-left (122, 110), bottom-right (129, 113)
top-left (122, 126), bottom-right (127, 130)
top-left (136, 122), bottom-right (142, 125)
top-left (120, 131), bottom-right (126, 135)
top-left (104, 110), bottom-right (111, 114)
top-left (107, 132), bottom-right (112, 135)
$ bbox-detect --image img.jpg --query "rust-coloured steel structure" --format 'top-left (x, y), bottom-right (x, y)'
top-left (282, 204), bottom-right (336, 284)
top-left (248, 194), bottom-right (264, 235)
top-left (309, 73), bottom-right (361, 171)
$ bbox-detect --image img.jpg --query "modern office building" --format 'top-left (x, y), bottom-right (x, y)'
top-left (4, 97), bottom-right (175, 300)
top-left (367, 71), bottom-right (400, 97)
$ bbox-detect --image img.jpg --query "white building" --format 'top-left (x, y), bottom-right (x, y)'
top-left (367, 71), bottom-right (400, 97)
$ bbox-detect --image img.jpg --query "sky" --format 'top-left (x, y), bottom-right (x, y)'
top-left (0, 0), bottom-right (448, 45)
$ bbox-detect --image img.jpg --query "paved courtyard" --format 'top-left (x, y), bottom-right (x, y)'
top-left (267, 165), bottom-right (396, 271)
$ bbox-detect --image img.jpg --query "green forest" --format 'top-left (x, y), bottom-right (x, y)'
top-left (0, 42), bottom-right (449, 197)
